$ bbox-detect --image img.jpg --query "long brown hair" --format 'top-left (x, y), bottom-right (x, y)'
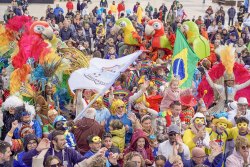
top-left (44, 155), bottom-right (62, 167)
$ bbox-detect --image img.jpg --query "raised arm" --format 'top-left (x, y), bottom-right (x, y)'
top-left (75, 89), bottom-right (84, 117)
top-left (235, 79), bottom-right (250, 91)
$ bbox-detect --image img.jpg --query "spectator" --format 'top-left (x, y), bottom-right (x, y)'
top-left (46, 8), bottom-right (56, 20)
top-left (159, 3), bottom-right (168, 22)
top-left (226, 136), bottom-right (250, 166)
top-left (110, 1), bottom-right (117, 17)
top-left (54, 4), bottom-right (64, 17)
top-left (117, 0), bottom-right (125, 18)
top-left (55, 10), bottom-right (64, 24)
top-left (205, 6), bottom-right (213, 16)
top-left (0, 141), bottom-right (12, 166)
top-left (66, 0), bottom-right (74, 13)
top-left (23, 131), bottom-right (85, 167)
top-left (228, 6), bottom-right (236, 26)
top-left (14, 5), bottom-right (23, 16)
top-left (158, 124), bottom-right (190, 160)
top-left (73, 108), bottom-right (104, 154)
top-left (59, 20), bottom-right (75, 41)
top-left (77, 0), bottom-right (83, 12)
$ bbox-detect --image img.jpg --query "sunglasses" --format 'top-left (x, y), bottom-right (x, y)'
top-left (50, 163), bottom-right (62, 167)
top-left (117, 106), bottom-right (125, 109)
top-left (241, 145), bottom-right (249, 150)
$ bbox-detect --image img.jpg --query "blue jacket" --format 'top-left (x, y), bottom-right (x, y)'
top-left (54, 7), bottom-right (64, 17)
top-left (59, 28), bottom-right (74, 41)
top-left (83, 150), bottom-right (95, 159)
top-left (14, 151), bottom-right (28, 167)
top-left (105, 114), bottom-right (133, 144)
top-left (14, 120), bottom-right (42, 139)
top-left (23, 147), bottom-right (85, 167)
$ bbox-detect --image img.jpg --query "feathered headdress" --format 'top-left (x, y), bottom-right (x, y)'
top-left (215, 44), bottom-right (235, 80)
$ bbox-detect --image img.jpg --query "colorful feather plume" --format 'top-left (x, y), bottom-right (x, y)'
top-left (10, 64), bottom-right (32, 95)
top-left (215, 44), bottom-right (235, 75)
top-left (59, 48), bottom-right (90, 72)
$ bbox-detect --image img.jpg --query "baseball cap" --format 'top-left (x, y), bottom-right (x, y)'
top-left (168, 124), bottom-right (180, 134)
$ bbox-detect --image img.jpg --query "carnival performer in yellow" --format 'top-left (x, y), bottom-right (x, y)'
top-left (136, 3), bottom-right (143, 24)
top-left (183, 112), bottom-right (210, 152)
top-left (208, 117), bottom-right (233, 152)
top-left (231, 117), bottom-right (250, 142)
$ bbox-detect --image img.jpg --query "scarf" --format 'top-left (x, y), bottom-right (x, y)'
top-left (136, 147), bottom-right (148, 159)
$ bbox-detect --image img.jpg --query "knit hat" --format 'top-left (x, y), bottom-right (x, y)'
top-left (53, 115), bottom-right (67, 127)
top-left (23, 134), bottom-right (38, 152)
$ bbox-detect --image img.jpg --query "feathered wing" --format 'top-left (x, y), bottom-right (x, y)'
top-left (12, 34), bottom-right (50, 69)
top-left (10, 64), bottom-right (33, 96)
top-left (5, 15), bottom-right (33, 33)
top-left (198, 63), bottom-right (250, 107)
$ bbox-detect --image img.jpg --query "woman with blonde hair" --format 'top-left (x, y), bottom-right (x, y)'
top-left (91, 94), bottom-right (111, 125)
top-left (123, 151), bottom-right (146, 167)
top-left (226, 136), bottom-right (250, 167)
top-left (106, 99), bottom-right (133, 145)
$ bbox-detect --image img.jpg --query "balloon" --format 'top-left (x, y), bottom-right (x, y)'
top-left (183, 21), bottom-right (210, 59)
top-left (193, 35), bottom-right (210, 59)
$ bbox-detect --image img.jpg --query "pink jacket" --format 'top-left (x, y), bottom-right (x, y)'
top-left (226, 150), bottom-right (250, 167)
top-left (160, 88), bottom-right (192, 111)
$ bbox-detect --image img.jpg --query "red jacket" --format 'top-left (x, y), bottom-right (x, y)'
top-left (124, 129), bottom-right (154, 165)
top-left (66, 2), bottom-right (74, 10)
top-left (117, 3), bottom-right (125, 13)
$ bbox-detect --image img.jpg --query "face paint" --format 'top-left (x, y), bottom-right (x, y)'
top-left (217, 122), bottom-right (228, 129)
top-left (237, 122), bottom-right (248, 128)
top-left (194, 118), bottom-right (205, 125)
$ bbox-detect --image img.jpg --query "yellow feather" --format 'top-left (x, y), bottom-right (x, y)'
top-left (216, 45), bottom-right (235, 75)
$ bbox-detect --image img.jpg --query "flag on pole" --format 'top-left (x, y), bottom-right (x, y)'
top-left (68, 50), bottom-right (143, 93)
top-left (169, 29), bottom-right (199, 88)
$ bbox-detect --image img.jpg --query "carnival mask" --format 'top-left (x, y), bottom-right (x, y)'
top-left (194, 118), bottom-right (205, 125)
top-left (217, 122), bottom-right (228, 129)
top-left (237, 122), bottom-right (248, 129)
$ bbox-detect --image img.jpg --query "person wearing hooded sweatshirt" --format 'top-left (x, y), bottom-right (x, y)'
top-left (124, 129), bottom-right (154, 166)
top-left (73, 108), bottom-right (104, 155)
top-left (53, 115), bottom-right (76, 149)
top-left (109, 120), bottom-right (125, 153)
top-left (13, 134), bottom-right (38, 167)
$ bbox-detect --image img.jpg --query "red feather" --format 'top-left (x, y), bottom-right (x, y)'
top-left (12, 34), bottom-right (50, 69)
top-left (198, 63), bottom-right (250, 107)
top-left (6, 16), bottom-right (33, 33)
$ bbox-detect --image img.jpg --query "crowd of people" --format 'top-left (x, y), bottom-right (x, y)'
top-left (0, 0), bottom-right (250, 167)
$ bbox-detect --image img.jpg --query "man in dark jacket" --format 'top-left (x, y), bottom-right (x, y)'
top-left (23, 131), bottom-right (85, 167)
top-left (14, 5), bottom-right (23, 16)
top-left (159, 3), bottom-right (168, 22)
top-left (73, 108), bottom-right (104, 155)
top-left (60, 21), bottom-right (75, 41)
top-left (227, 6), bottom-right (236, 26)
